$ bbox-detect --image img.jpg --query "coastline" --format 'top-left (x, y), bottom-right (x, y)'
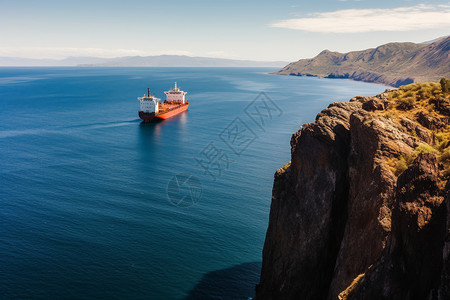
top-left (265, 72), bottom-right (396, 88)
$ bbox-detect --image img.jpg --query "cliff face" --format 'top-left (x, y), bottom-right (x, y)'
top-left (256, 82), bottom-right (450, 299)
top-left (274, 37), bottom-right (450, 87)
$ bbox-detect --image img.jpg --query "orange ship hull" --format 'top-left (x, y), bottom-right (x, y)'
top-left (156, 102), bottom-right (189, 119)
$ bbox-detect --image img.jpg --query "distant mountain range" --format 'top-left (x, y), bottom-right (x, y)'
top-left (275, 36), bottom-right (450, 87)
top-left (0, 55), bottom-right (288, 68)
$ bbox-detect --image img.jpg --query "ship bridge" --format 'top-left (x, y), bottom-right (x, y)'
top-left (138, 88), bottom-right (160, 113)
top-left (164, 82), bottom-right (187, 103)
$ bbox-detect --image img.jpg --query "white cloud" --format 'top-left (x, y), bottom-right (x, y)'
top-left (270, 4), bottom-right (450, 33)
top-left (0, 47), bottom-right (192, 59)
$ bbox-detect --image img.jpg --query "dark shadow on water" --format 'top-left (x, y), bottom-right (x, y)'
top-left (138, 118), bottom-right (164, 138)
top-left (185, 262), bottom-right (261, 300)
top-left (138, 120), bottom-right (163, 148)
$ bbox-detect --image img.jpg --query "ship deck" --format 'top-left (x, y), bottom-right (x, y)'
top-left (157, 102), bottom-right (189, 114)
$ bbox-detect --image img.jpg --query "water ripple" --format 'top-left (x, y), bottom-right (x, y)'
top-left (0, 119), bottom-right (141, 138)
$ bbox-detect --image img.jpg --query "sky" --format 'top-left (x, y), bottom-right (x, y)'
top-left (0, 0), bottom-right (449, 61)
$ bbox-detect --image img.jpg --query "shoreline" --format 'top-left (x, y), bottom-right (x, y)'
top-left (264, 72), bottom-right (395, 88)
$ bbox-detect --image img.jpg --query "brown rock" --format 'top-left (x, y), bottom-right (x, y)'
top-left (416, 111), bottom-right (449, 129)
top-left (400, 117), bottom-right (416, 131)
top-left (430, 97), bottom-right (450, 116)
top-left (362, 99), bottom-right (385, 111)
top-left (326, 112), bottom-right (396, 299)
top-left (350, 96), bottom-right (368, 103)
top-left (415, 126), bottom-right (432, 144)
top-left (400, 117), bottom-right (432, 143)
top-left (438, 182), bottom-right (450, 299)
top-left (345, 153), bottom-right (446, 299)
top-left (257, 101), bottom-right (360, 300)
top-left (416, 111), bottom-right (433, 128)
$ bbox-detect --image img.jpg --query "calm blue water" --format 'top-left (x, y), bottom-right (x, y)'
top-left (0, 67), bottom-right (387, 299)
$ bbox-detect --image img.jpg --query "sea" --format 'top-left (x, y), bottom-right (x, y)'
top-left (0, 67), bottom-right (387, 299)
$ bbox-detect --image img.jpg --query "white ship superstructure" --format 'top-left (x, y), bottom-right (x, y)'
top-left (164, 82), bottom-right (187, 104)
top-left (138, 88), bottom-right (160, 113)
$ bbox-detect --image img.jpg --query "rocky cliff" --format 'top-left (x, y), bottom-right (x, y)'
top-left (256, 81), bottom-right (450, 299)
top-left (274, 37), bottom-right (450, 87)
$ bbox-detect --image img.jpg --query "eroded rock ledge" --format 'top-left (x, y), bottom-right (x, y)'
top-left (256, 83), bottom-right (450, 300)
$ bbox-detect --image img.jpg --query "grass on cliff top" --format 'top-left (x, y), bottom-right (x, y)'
top-left (387, 82), bottom-right (442, 114)
top-left (382, 79), bottom-right (450, 181)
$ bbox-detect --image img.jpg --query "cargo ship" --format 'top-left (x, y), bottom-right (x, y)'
top-left (138, 82), bottom-right (189, 123)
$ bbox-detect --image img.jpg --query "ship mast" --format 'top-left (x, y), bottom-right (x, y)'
top-left (148, 88), bottom-right (151, 97)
